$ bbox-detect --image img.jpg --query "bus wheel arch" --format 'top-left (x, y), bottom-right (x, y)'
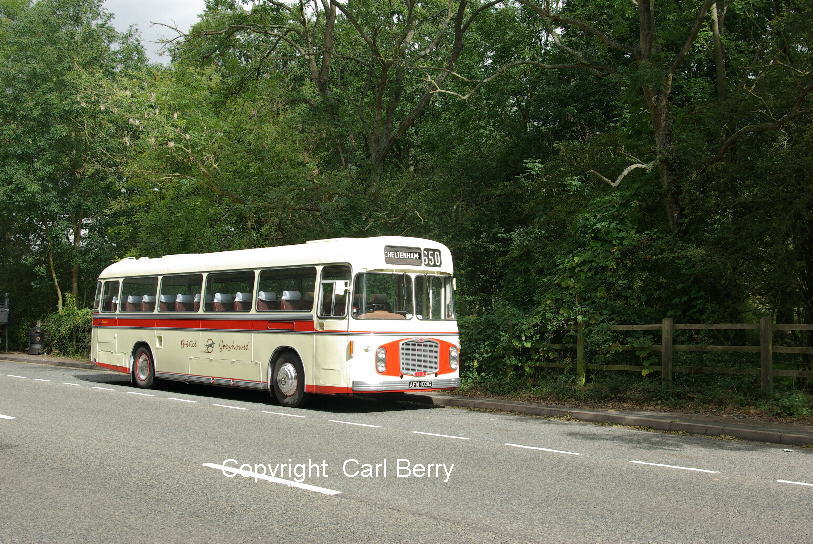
top-left (268, 348), bottom-right (306, 408)
top-left (132, 343), bottom-right (155, 389)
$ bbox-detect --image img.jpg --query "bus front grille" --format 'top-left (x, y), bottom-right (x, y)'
top-left (400, 339), bottom-right (439, 375)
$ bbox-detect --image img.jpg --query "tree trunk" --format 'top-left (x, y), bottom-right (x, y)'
top-left (47, 242), bottom-right (63, 313)
top-left (71, 218), bottom-right (81, 299)
top-left (710, 2), bottom-right (726, 100)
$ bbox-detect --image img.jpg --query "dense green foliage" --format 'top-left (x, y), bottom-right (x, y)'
top-left (40, 295), bottom-right (92, 357)
top-left (1, 0), bottom-right (811, 410)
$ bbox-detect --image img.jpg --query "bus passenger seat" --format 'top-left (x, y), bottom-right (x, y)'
top-left (111, 296), bottom-right (119, 312)
top-left (176, 294), bottom-right (194, 312)
top-left (213, 292), bottom-right (233, 312)
top-left (302, 292), bottom-right (314, 311)
top-left (158, 294), bottom-right (174, 312)
top-left (125, 295), bottom-right (141, 312)
top-left (193, 293), bottom-right (201, 312)
top-left (142, 295), bottom-right (156, 312)
top-left (257, 291), bottom-right (278, 311)
top-left (233, 292), bottom-right (251, 311)
top-left (281, 290), bottom-right (301, 311)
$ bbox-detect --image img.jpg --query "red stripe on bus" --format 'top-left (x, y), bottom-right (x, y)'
top-left (91, 318), bottom-right (455, 336)
top-left (305, 385), bottom-right (353, 394)
top-left (96, 362), bottom-right (129, 374)
top-left (91, 318), bottom-right (317, 332)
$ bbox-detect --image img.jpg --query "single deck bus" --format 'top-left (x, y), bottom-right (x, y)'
top-left (91, 237), bottom-right (459, 407)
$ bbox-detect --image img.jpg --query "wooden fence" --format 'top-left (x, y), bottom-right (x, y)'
top-left (545, 318), bottom-right (813, 394)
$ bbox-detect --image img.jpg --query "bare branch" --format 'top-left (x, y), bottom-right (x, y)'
top-left (151, 21), bottom-right (189, 50)
top-left (589, 160), bottom-right (657, 188)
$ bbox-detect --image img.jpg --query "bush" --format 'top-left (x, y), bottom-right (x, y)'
top-left (41, 295), bottom-right (92, 358)
top-left (770, 391), bottom-right (813, 418)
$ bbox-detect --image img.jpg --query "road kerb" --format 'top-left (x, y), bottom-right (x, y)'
top-left (402, 393), bottom-right (812, 447)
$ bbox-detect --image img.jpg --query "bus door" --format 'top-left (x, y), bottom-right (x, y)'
top-left (314, 266), bottom-right (351, 388)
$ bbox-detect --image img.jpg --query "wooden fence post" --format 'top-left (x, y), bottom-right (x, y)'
top-left (661, 317), bottom-right (673, 385)
top-left (576, 321), bottom-right (586, 386)
top-left (759, 316), bottom-right (774, 396)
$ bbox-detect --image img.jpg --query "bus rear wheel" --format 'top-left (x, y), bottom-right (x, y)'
top-left (270, 352), bottom-right (305, 408)
top-left (133, 346), bottom-right (155, 389)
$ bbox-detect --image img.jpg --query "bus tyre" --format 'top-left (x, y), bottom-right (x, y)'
top-left (133, 346), bottom-right (155, 389)
top-left (271, 352), bottom-right (305, 408)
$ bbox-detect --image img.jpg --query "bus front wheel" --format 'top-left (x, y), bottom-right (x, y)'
top-left (270, 352), bottom-right (305, 408)
top-left (133, 346), bottom-right (155, 389)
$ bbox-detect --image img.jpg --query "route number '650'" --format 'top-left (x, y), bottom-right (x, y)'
top-left (422, 248), bottom-right (442, 267)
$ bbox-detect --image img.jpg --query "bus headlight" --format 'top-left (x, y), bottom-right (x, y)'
top-left (449, 346), bottom-right (459, 370)
top-left (376, 347), bottom-right (387, 373)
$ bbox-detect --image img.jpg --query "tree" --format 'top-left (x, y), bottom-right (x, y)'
top-left (170, 0), bottom-right (501, 177)
top-left (0, 0), bottom-right (145, 310)
top-left (432, 0), bottom-right (813, 233)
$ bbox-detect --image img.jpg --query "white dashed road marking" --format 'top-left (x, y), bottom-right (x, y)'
top-left (127, 391), bottom-right (155, 397)
top-left (329, 420), bottom-right (380, 428)
top-left (6, 375), bottom-right (27, 379)
top-left (777, 480), bottom-right (813, 488)
top-left (413, 431), bottom-right (470, 440)
top-left (167, 398), bottom-right (197, 403)
top-left (629, 460), bottom-right (719, 474)
top-left (92, 386), bottom-right (115, 391)
top-left (33, 378), bottom-right (50, 382)
top-left (202, 463), bottom-right (341, 496)
top-left (212, 403), bottom-right (246, 410)
top-left (262, 411), bottom-right (305, 418)
top-left (0, 414), bottom-right (15, 420)
top-left (505, 443), bottom-right (582, 456)
top-left (63, 382), bottom-right (80, 386)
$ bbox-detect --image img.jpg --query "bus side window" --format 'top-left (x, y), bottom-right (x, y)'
top-left (159, 274), bottom-right (203, 313)
top-left (204, 270), bottom-right (255, 312)
top-left (93, 281), bottom-right (102, 312)
top-left (257, 267), bottom-right (316, 313)
top-left (318, 265), bottom-right (350, 318)
top-left (100, 280), bottom-right (120, 313)
top-left (121, 276), bottom-right (158, 313)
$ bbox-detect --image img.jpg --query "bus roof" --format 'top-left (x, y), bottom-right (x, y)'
top-left (98, 236), bottom-right (454, 279)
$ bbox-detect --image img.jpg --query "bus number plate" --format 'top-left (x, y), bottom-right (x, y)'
top-left (422, 249), bottom-right (442, 267)
top-left (409, 380), bottom-right (432, 388)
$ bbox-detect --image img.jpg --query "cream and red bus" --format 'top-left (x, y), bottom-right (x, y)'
top-left (90, 237), bottom-right (459, 407)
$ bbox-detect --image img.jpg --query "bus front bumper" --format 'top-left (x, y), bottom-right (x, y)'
top-left (351, 378), bottom-right (460, 392)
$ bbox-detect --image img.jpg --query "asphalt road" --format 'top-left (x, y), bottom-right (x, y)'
top-left (0, 360), bottom-right (811, 543)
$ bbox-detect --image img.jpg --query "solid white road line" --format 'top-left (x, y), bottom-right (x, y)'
top-left (0, 414), bottom-right (15, 420)
top-left (92, 386), bottom-right (115, 391)
top-left (413, 431), bottom-right (470, 440)
top-left (127, 391), bottom-right (155, 397)
top-left (777, 479), bottom-right (813, 488)
top-left (33, 378), bottom-right (50, 382)
top-left (329, 419), bottom-right (380, 428)
top-left (6, 375), bottom-right (27, 379)
top-left (629, 460), bottom-right (719, 474)
top-left (167, 398), bottom-right (197, 403)
top-left (505, 443), bottom-right (582, 456)
top-left (212, 403), bottom-right (246, 410)
top-left (63, 382), bottom-right (80, 386)
top-left (262, 410), bottom-right (306, 418)
top-left (202, 463), bottom-right (341, 496)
